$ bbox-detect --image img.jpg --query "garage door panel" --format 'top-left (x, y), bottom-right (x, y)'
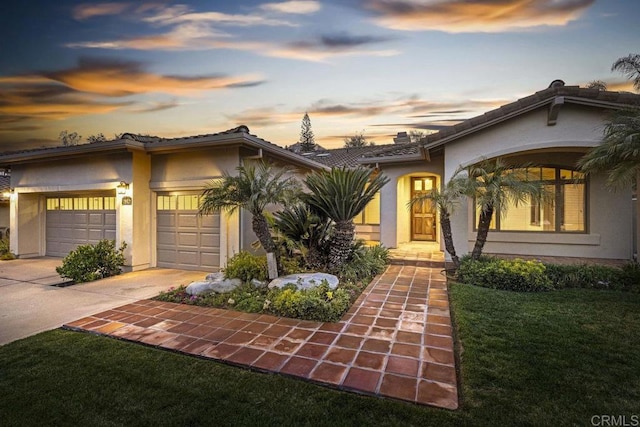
top-left (105, 213), bottom-right (116, 226)
top-left (177, 232), bottom-right (198, 247)
top-left (200, 233), bottom-right (220, 248)
top-left (157, 231), bottom-right (176, 245)
top-left (104, 230), bottom-right (116, 241)
top-left (177, 213), bottom-right (198, 228)
top-left (72, 228), bottom-right (89, 240)
top-left (200, 214), bottom-right (219, 228)
top-left (157, 213), bottom-right (175, 227)
top-left (177, 250), bottom-right (198, 266)
top-left (88, 213), bottom-right (105, 225)
top-left (157, 249), bottom-right (176, 264)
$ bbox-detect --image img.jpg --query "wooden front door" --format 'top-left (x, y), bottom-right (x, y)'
top-left (411, 177), bottom-right (437, 241)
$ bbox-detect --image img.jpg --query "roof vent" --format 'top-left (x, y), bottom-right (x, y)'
top-left (548, 79), bottom-right (565, 89)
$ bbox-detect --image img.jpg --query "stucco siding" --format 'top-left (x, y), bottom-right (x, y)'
top-left (444, 104), bottom-right (632, 261)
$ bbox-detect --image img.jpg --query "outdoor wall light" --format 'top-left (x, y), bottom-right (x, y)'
top-left (117, 181), bottom-right (129, 195)
top-left (2, 188), bottom-right (13, 199)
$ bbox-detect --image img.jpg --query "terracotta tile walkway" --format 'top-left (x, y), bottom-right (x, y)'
top-left (64, 263), bottom-right (458, 410)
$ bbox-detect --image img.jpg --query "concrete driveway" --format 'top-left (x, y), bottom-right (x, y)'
top-left (0, 257), bottom-right (208, 346)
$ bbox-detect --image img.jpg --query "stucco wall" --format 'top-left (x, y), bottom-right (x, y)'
top-left (444, 104), bottom-right (633, 261)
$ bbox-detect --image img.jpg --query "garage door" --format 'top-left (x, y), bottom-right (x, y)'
top-left (156, 193), bottom-right (220, 270)
top-left (46, 195), bottom-right (116, 257)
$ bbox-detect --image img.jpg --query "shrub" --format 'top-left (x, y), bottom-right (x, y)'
top-left (457, 256), bottom-right (553, 292)
top-left (223, 251), bottom-right (268, 282)
top-left (56, 240), bottom-right (127, 283)
top-left (338, 242), bottom-right (389, 284)
top-left (0, 237), bottom-right (15, 260)
top-left (545, 262), bottom-right (639, 292)
top-left (267, 281), bottom-right (351, 322)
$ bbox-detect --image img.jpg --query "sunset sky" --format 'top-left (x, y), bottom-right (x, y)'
top-left (1, 0), bottom-right (638, 151)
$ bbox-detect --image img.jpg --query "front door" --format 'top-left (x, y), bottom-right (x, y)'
top-left (411, 177), bottom-right (437, 241)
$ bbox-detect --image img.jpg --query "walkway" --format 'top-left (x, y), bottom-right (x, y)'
top-left (64, 263), bottom-right (458, 410)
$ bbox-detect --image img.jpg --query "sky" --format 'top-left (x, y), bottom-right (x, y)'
top-left (0, 0), bottom-right (638, 151)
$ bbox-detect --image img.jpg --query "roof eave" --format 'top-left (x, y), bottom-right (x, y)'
top-left (0, 140), bottom-right (145, 166)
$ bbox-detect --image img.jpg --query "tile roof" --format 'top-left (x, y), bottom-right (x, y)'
top-left (0, 125), bottom-right (328, 170)
top-left (303, 145), bottom-right (397, 167)
top-left (362, 83), bottom-right (640, 162)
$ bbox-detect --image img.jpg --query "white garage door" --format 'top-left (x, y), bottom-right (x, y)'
top-left (46, 195), bottom-right (116, 257)
top-left (156, 193), bottom-right (220, 270)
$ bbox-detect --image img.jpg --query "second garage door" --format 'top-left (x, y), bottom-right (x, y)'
top-left (46, 195), bottom-right (116, 257)
top-left (156, 193), bottom-right (221, 270)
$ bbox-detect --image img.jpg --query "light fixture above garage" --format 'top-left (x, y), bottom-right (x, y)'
top-left (117, 181), bottom-right (129, 195)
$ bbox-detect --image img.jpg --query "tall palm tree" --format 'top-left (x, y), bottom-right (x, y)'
top-left (408, 168), bottom-right (468, 269)
top-left (199, 161), bottom-right (300, 272)
top-left (465, 159), bottom-right (544, 260)
top-left (304, 166), bottom-right (389, 269)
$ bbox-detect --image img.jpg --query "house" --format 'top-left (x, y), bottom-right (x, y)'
top-left (1, 81), bottom-right (638, 269)
top-left (0, 126), bottom-right (326, 271)
top-left (308, 81), bottom-right (640, 263)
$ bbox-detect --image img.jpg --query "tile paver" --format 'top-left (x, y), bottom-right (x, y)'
top-left (64, 262), bottom-right (458, 410)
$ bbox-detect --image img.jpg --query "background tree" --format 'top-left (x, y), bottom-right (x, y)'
top-left (408, 130), bottom-right (427, 142)
top-left (59, 130), bottom-right (81, 146)
top-left (199, 161), bottom-right (300, 275)
top-left (87, 133), bottom-right (107, 143)
top-left (343, 131), bottom-right (372, 148)
top-left (586, 80), bottom-right (607, 91)
top-left (304, 166), bottom-right (389, 270)
top-left (465, 159), bottom-right (545, 260)
top-left (299, 112), bottom-right (316, 152)
top-left (408, 167), bottom-right (467, 268)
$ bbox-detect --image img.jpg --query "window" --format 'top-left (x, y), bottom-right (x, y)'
top-left (354, 191), bottom-right (381, 225)
top-left (46, 196), bottom-right (115, 210)
top-left (474, 166), bottom-right (586, 233)
top-left (157, 194), bottom-right (200, 211)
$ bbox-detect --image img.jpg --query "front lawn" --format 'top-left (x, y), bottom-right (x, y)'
top-left (1, 285), bottom-right (639, 425)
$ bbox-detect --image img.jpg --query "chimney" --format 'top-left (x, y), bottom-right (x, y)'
top-left (393, 131), bottom-right (410, 144)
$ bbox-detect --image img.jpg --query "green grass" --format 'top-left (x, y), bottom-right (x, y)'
top-left (1, 284), bottom-right (639, 426)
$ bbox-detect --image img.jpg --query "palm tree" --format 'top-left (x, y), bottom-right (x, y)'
top-left (304, 166), bottom-right (389, 269)
top-left (408, 168), bottom-right (467, 269)
top-left (465, 159), bottom-right (545, 260)
top-left (199, 161), bottom-right (300, 273)
top-left (578, 109), bottom-right (640, 188)
top-left (612, 54), bottom-right (640, 91)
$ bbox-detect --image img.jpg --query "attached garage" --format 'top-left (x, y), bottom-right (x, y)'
top-left (46, 195), bottom-right (116, 257)
top-left (156, 193), bottom-right (221, 270)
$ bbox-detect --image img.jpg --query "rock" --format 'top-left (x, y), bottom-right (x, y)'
top-left (186, 277), bottom-right (241, 295)
top-left (205, 272), bottom-right (224, 281)
top-left (251, 278), bottom-right (266, 288)
top-left (268, 273), bottom-right (339, 290)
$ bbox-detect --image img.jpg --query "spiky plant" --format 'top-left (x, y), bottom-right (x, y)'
top-left (304, 166), bottom-right (389, 270)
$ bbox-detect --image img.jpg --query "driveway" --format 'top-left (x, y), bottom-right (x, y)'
top-left (0, 257), bottom-right (208, 346)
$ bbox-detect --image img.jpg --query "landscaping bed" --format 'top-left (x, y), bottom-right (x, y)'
top-left (154, 246), bottom-right (389, 322)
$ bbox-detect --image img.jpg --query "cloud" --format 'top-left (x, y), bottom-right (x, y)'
top-left (259, 1), bottom-right (321, 14)
top-left (42, 57), bottom-right (265, 97)
top-left (269, 32), bottom-right (399, 61)
top-left (365, 0), bottom-right (595, 32)
top-left (0, 57), bottom-right (264, 131)
top-left (72, 2), bottom-right (131, 20)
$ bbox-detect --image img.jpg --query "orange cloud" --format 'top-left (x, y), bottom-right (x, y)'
top-left (44, 58), bottom-right (265, 96)
top-left (260, 1), bottom-right (321, 14)
top-left (73, 2), bottom-right (131, 20)
top-left (366, 0), bottom-right (595, 32)
top-left (0, 57), bottom-right (265, 132)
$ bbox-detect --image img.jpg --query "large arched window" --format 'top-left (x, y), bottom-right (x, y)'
top-left (475, 166), bottom-right (586, 233)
